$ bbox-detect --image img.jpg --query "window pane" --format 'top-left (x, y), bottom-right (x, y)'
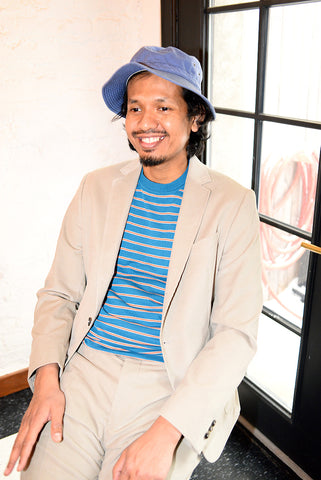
top-left (208, 9), bottom-right (259, 111)
top-left (209, 0), bottom-right (250, 6)
top-left (261, 223), bottom-right (309, 329)
top-left (264, 2), bottom-right (321, 122)
top-left (207, 114), bottom-right (254, 188)
top-left (246, 313), bottom-right (301, 412)
top-left (259, 122), bottom-right (320, 232)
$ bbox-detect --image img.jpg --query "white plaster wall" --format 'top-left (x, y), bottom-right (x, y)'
top-left (0, 0), bottom-right (161, 375)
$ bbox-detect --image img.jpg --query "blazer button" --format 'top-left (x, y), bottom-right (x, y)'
top-left (209, 420), bottom-right (216, 432)
top-left (88, 317), bottom-right (92, 326)
top-left (204, 432), bottom-right (209, 439)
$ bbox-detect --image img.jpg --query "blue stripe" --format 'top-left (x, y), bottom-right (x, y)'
top-left (131, 198), bottom-right (181, 212)
top-left (120, 242), bottom-right (171, 260)
top-left (123, 231), bottom-right (173, 248)
top-left (125, 222), bottom-right (176, 239)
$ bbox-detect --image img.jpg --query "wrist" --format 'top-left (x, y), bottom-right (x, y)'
top-left (154, 416), bottom-right (182, 446)
top-left (34, 363), bottom-right (60, 390)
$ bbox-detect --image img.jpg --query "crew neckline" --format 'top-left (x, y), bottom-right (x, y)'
top-left (138, 165), bottom-right (189, 193)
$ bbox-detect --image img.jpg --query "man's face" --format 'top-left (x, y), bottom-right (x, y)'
top-left (125, 73), bottom-right (197, 168)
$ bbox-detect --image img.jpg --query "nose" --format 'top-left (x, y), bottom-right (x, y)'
top-left (138, 109), bottom-right (159, 130)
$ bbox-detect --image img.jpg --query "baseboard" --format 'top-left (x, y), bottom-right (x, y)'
top-left (238, 415), bottom-right (314, 480)
top-left (0, 368), bottom-right (29, 397)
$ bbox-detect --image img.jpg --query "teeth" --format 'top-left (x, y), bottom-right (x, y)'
top-left (141, 136), bottom-right (164, 144)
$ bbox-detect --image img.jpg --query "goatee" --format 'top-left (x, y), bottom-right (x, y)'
top-left (139, 156), bottom-right (167, 167)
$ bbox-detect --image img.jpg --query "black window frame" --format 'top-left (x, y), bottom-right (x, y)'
top-left (161, 2), bottom-right (321, 478)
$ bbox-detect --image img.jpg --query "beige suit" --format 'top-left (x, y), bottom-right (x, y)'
top-left (29, 155), bottom-right (262, 466)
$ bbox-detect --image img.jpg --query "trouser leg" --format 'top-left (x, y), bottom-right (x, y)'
top-left (21, 343), bottom-right (201, 480)
top-left (21, 345), bottom-right (120, 480)
top-left (96, 345), bottom-right (201, 480)
top-left (20, 409), bottom-right (104, 479)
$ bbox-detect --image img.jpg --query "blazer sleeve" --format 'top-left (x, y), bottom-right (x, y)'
top-left (160, 189), bottom-right (262, 456)
top-left (28, 175), bottom-right (87, 388)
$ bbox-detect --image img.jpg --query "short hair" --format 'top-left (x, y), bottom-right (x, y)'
top-left (113, 73), bottom-right (214, 159)
top-left (181, 88), bottom-right (214, 158)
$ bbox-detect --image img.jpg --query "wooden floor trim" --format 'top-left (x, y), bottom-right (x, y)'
top-left (0, 368), bottom-right (29, 397)
top-left (238, 416), bottom-right (313, 480)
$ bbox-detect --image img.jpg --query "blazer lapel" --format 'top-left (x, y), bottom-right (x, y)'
top-left (96, 160), bottom-right (141, 309)
top-left (162, 157), bottom-right (213, 320)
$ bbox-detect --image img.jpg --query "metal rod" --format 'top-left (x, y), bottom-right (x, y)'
top-left (301, 242), bottom-right (321, 255)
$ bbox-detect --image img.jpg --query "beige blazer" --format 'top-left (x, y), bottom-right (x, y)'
top-left (29, 156), bottom-right (262, 463)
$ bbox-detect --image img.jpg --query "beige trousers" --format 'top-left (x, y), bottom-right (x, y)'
top-left (21, 343), bottom-right (200, 480)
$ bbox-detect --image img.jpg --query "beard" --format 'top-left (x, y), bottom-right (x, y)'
top-left (139, 155), bottom-right (167, 167)
top-left (127, 139), bottom-right (167, 167)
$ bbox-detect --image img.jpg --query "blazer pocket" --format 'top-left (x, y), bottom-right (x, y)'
top-left (190, 232), bottom-right (218, 254)
top-left (187, 233), bottom-right (219, 274)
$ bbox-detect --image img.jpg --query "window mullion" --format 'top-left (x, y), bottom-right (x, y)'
top-left (252, 5), bottom-right (269, 193)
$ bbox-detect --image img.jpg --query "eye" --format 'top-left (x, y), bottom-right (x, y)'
top-left (159, 106), bottom-right (170, 112)
top-left (129, 106), bottom-right (141, 113)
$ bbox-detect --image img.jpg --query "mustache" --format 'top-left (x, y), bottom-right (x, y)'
top-left (132, 129), bottom-right (167, 136)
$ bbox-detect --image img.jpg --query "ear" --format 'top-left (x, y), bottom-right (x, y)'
top-left (191, 114), bottom-right (205, 132)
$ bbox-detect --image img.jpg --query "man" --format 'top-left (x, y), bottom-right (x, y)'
top-left (5, 46), bottom-right (262, 480)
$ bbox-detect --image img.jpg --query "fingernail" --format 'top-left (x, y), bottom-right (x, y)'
top-left (54, 433), bottom-right (62, 442)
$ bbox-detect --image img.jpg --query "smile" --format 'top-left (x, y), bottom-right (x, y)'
top-left (140, 136), bottom-right (165, 144)
top-left (137, 135), bottom-right (166, 149)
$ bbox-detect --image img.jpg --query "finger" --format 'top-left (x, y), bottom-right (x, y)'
top-left (50, 398), bottom-right (65, 442)
top-left (15, 409), bottom-right (52, 473)
top-left (112, 451), bottom-right (126, 480)
top-left (3, 419), bottom-right (30, 475)
top-left (16, 426), bottom-right (42, 472)
top-left (4, 443), bottom-right (22, 475)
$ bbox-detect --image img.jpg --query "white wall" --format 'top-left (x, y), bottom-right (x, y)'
top-left (0, 0), bottom-right (161, 375)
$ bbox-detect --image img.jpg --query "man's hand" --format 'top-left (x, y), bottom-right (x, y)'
top-left (4, 363), bottom-right (65, 476)
top-left (112, 416), bottom-right (182, 480)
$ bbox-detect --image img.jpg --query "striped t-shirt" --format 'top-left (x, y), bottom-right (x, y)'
top-left (84, 167), bottom-right (188, 362)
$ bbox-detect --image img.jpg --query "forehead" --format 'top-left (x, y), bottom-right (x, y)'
top-left (126, 72), bottom-right (184, 101)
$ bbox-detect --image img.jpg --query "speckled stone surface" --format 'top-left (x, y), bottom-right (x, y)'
top-left (0, 389), bottom-right (32, 439)
top-left (0, 390), bottom-right (301, 479)
top-left (190, 424), bottom-right (301, 479)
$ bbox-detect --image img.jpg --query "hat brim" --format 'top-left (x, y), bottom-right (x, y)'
top-left (102, 62), bottom-right (216, 119)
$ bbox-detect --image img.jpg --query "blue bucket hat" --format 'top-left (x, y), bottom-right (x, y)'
top-left (102, 46), bottom-right (216, 119)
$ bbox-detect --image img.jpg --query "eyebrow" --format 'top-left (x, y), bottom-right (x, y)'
top-left (127, 97), bottom-right (170, 104)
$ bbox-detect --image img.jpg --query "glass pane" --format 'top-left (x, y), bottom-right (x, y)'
top-left (259, 122), bottom-right (320, 232)
top-left (207, 114), bottom-right (254, 188)
top-left (261, 223), bottom-right (310, 329)
top-left (264, 2), bottom-right (321, 122)
top-left (209, 0), bottom-right (251, 6)
top-left (246, 313), bottom-right (301, 412)
top-left (208, 9), bottom-right (259, 111)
